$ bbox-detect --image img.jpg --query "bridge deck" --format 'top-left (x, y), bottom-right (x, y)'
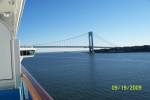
top-left (33, 46), bottom-right (114, 48)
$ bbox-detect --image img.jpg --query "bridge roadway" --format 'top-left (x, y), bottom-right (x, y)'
top-left (33, 46), bottom-right (114, 48)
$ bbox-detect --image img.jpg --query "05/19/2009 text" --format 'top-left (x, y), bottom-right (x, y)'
top-left (112, 85), bottom-right (142, 91)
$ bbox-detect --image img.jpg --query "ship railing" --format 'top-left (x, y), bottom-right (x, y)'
top-left (21, 66), bottom-right (53, 100)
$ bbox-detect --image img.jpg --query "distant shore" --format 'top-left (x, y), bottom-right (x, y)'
top-left (94, 45), bottom-right (150, 53)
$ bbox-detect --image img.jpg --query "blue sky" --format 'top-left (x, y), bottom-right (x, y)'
top-left (18, 0), bottom-right (150, 49)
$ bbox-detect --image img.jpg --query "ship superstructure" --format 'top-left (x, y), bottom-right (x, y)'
top-left (0, 0), bottom-right (53, 100)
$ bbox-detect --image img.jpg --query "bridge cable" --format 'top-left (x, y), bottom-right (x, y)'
top-left (93, 33), bottom-right (118, 47)
top-left (33, 33), bottom-right (88, 46)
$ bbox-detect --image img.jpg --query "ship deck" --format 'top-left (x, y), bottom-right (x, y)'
top-left (0, 88), bottom-right (32, 100)
top-left (0, 89), bottom-right (20, 100)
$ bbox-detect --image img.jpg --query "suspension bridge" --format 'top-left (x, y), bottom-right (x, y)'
top-left (21, 32), bottom-right (117, 54)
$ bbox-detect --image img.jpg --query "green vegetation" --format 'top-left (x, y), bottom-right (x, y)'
top-left (94, 45), bottom-right (150, 53)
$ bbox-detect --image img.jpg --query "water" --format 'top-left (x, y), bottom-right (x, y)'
top-left (22, 52), bottom-right (150, 100)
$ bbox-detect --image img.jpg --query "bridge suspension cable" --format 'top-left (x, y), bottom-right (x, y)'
top-left (93, 33), bottom-right (118, 47)
top-left (33, 33), bottom-right (88, 46)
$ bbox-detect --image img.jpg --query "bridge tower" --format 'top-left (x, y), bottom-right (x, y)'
top-left (88, 31), bottom-right (94, 54)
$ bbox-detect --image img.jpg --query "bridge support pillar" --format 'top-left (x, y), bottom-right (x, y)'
top-left (88, 31), bottom-right (94, 54)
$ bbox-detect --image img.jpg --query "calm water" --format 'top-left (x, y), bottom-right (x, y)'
top-left (22, 52), bottom-right (150, 100)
